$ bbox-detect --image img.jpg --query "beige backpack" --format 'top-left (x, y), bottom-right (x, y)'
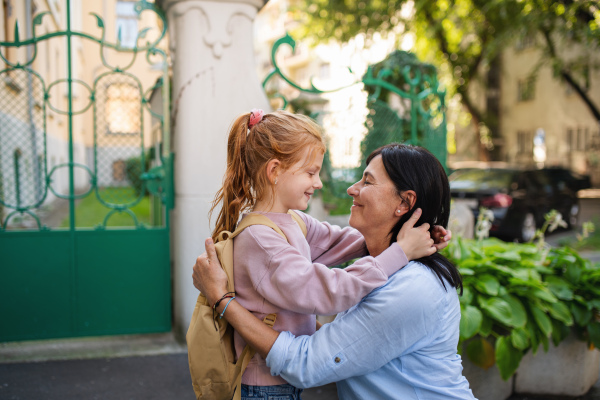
top-left (187, 211), bottom-right (307, 400)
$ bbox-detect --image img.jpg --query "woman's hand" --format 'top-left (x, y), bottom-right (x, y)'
top-left (192, 238), bottom-right (229, 306)
top-left (396, 208), bottom-right (436, 260)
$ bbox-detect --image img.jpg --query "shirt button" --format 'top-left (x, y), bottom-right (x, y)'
top-left (334, 357), bottom-right (341, 363)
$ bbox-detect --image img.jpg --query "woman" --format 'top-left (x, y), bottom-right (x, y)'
top-left (194, 144), bottom-right (475, 399)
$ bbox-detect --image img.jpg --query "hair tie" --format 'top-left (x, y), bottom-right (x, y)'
top-left (248, 109), bottom-right (265, 129)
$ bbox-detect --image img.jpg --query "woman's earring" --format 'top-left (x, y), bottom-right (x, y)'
top-left (396, 210), bottom-right (401, 214)
top-left (274, 178), bottom-right (278, 185)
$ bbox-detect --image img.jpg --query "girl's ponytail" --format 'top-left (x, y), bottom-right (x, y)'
top-left (210, 110), bottom-right (326, 240)
top-left (210, 113), bottom-right (254, 240)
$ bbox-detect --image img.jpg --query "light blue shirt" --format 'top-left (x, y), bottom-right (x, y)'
top-left (266, 261), bottom-right (476, 400)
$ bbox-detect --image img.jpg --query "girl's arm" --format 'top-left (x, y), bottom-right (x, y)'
top-left (240, 209), bottom-right (435, 315)
top-left (297, 211), bottom-right (451, 267)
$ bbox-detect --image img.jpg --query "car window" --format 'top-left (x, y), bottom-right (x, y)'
top-left (524, 171), bottom-right (554, 195)
top-left (449, 169), bottom-right (515, 191)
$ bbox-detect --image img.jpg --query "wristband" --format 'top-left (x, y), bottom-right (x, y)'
top-left (219, 297), bottom-right (235, 319)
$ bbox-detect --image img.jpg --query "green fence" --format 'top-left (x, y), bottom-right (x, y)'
top-left (263, 34), bottom-right (447, 201)
top-left (0, 0), bottom-right (173, 342)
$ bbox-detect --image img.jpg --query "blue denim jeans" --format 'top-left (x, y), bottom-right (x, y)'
top-left (240, 384), bottom-right (303, 400)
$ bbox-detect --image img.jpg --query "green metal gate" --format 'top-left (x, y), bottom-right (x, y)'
top-left (0, 0), bottom-right (173, 342)
top-left (263, 34), bottom-right (447, 200)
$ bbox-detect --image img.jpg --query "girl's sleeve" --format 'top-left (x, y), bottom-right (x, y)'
top-left (295, 211), bottom-right (368, 267)
top-left (241, 226), bottom-right (409, 315)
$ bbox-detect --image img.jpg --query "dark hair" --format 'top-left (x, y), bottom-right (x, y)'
top-left (367, 143), bottom-right (463, 294)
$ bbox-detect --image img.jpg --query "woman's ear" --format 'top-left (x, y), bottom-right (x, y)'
top-left (266, 159), bottom-right (281, 184)
top-left (396, 190), bottom-right (417, 215)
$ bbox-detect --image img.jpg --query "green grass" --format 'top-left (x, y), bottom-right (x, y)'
top-left (60, 187), bottom-right (151, 228)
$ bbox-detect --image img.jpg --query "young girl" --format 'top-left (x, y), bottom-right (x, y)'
top-left (210, 109), bottom-right (439, 400)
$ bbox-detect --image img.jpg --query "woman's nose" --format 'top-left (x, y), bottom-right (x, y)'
top-left (347, 182), bottom-right (359, 196)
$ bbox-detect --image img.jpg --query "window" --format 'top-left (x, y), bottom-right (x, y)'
top-left (105, 83), bottom-right (141, 135)
top-left (517, 77), bottom-right (536, 102)
top-left (116, 1), bottom-right (138, 48)
top-left (515, 33), bottom-right (536, 51)
top-left (517, 131), bottom-right (533, 155)
top-left (566, 128), bottom-right (573, 152)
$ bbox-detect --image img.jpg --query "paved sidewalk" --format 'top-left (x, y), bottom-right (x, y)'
top-left (1, 349), bottom-right (598, 400)
top-left (0, 334), bottom-right (337, 400)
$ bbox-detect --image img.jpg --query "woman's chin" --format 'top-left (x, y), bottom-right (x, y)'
top-left (348, 214), bottom-right (362, 232)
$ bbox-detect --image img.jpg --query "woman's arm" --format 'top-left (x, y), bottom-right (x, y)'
top-left (193, 240), bottom-right (279, 359)
top-left (193, 247), bottom-right (444, 389)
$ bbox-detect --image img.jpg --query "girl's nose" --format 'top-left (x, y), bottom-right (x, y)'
top-left (314, 175), bottom-right (323, 189)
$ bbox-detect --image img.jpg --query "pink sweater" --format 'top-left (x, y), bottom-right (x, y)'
top-left (233, 210), bottom-right (408, 386)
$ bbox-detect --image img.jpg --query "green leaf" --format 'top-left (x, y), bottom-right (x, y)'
top-left (547, 301), bottom-right (573, 326)
top-left (474, 274), bottom-right (500, 296)
top-left (510, 327), bottom-right (530, 350)
top-left (530, 306), bottom-right (553, 338)
top-left (588, 299), bottom-right (600, 310)
top-left (460, 305), bottom-right (483, 340)
top-left (588, 322), bottom-right (600, 350)
top-left (529, 287), bottom-right (558, 303)
top-left (545, 276), bottom-right (574, 300)
top-left (550, 318), bottom-right (570, 347)
top-left (565, 263), bottom-right (582, 283)
top-left (466, 337), bottom-right (495, 370)
top-left (502, 295), bottom-right (527, 328)
top-left (495, 336), bottom-right (523, 381)
top-left (571, 303), bottom-right (592, 326)
top-left (459, 287), bottom-right (473, 306)
top-left (526, 319), bottom-right (540, 355)
top-left (480, 297), bottom-right (513, 326)
top-left (496, 251), bottom-right (521, 262)
top-left (540, 330), bottom-right (550, 352)
top-left (479, 315), bottom-right (493, 337)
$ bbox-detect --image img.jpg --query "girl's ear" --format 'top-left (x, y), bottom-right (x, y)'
top-left (396, 190), bottom-right (417, 216)
top-left (266, 159), bottom-right (281, 184)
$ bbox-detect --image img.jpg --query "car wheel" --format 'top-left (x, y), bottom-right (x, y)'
top-left (520, 212), bottom-right (536, 242)
top-left (567, 203), bottom-right (579, 229)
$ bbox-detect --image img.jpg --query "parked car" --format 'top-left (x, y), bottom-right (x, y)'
top-left (448, 164), bottom-right (591, 242)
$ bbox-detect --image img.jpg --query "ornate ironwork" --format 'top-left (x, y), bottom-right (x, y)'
top-left (0, 0), bottom-right (172, 231)
top-left (263, 34), bottom-right (447, 198)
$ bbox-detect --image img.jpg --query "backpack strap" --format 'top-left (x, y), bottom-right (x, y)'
top-left (232, 313), bottom-right (277, 400)
top-left (288, 210), bottom-right (307, 237)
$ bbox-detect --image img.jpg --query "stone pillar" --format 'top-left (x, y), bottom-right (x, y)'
top-left (162, 0), bottom-right (270, 340)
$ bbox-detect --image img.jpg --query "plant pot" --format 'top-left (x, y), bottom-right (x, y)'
top-left (514, 331), bottom-right (600, 397)
top-left (462, 356), bottom-right (514, 400)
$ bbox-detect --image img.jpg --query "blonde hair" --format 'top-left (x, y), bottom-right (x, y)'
top-left (210, 110), bottom-right (326, 240)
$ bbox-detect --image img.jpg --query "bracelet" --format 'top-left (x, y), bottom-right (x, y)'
top-left (219, 297), bottom-right (236, 319)
top-left (213, 291), bottom-right (236, 309)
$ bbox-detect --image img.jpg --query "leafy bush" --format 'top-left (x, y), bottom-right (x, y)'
top-left (126, 156), bottom-right (146, 196)
top-left (444, 213), bottom-right (600, 380)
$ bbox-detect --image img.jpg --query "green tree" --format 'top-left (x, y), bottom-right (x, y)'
top-left (291, 0), bottom-right (600, 161)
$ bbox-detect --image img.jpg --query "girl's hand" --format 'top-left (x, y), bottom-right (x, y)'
top-left (432, 226), bottom-right (452, 251)
top-left (396, 208), bottom-right (436, 260)
top-left (192, 238), bottom-right (229, 306)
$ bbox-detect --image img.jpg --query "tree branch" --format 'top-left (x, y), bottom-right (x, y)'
top-left (541, 28), bottom-right (600, 124)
